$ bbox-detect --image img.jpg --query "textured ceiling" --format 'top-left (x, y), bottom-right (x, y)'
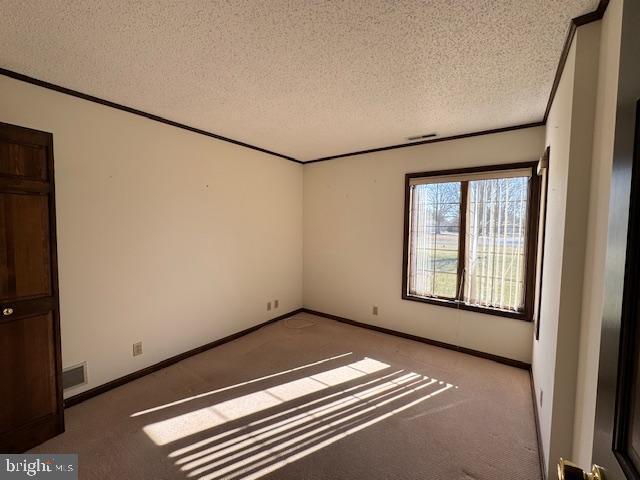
top-left (1, 0), bottom-right (598, 161)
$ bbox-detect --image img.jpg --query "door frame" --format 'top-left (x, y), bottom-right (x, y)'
top-left (609, 100), bottom-right (640, 479)
top-left (0, 122), bottom-right (64, 450)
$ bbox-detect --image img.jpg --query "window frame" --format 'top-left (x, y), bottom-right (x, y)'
top-left (535, 147), bottom-right (550, 338)
top-left (402, 161), bottom-right (542, 322)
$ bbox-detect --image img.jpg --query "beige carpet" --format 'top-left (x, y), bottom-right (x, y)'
top-left (32, 313), bottom-right (542, 480)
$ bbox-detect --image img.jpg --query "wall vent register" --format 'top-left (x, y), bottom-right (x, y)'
top-left (62, 363), bottom-right (87, 390)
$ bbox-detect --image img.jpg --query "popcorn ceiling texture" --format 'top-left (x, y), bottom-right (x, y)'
top-left (0, 0), bottom-right (598, 161)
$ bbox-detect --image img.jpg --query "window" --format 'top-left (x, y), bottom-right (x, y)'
top-left (407, 181), bottom-right (461, 299)
top-left (403, 163), bottom-right (541, 320)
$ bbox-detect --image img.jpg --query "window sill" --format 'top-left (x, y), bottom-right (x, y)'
top-left (402, 293), bottom-right (532, 322)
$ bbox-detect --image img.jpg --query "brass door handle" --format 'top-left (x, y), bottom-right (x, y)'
top-left (2, 308), bottom-right (13, 316)
top-left (558, 458), bottom-right (605, 480)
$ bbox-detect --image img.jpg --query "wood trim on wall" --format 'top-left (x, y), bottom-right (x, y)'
top-left (306, 1), bottom-right (609, 163)
top-left (304, 309), bottom-right (543, 462)
top-left (535, 147), bottom-right (551, 340)
top-left (302, 308), bottom-right (531, 370)
top-left (530, 370), bottom-right (548, 480)
top-left (0, 68), bottom-right (302, 165)
top-left (457, 181), bottom-right (469, 297)
top-left (542, 0), bottom-right (610, 122)
top-left (0, 1), bottom-right (608, 167)
top-left (305, 123), bottom-right (545, 163)
top-left (401, 161), bottom-right (542, 322)
top-left (65, 305), bottom-right (533, 409)
top-left (64, 308), bottom-right (304, 408)
top-left (573, 0), bottom-right (610, 27)
top-left (525, 164), bottom-right (543, 321)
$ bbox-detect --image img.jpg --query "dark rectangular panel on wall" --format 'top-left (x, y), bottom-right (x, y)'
top-left (0, 122), bottom-right (64, 452)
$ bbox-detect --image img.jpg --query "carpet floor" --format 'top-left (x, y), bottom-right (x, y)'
top-left (32, 313), bottom-right (542, 480)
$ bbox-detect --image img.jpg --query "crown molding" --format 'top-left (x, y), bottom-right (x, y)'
top-left (0, 67), bottom-right (303, 164)
top-left (304, 122), bottom-right (545, 164)
top-left (542, 0), bottom-right (609, 122)
top-left (0, 0), bottom-right (610, 165)
top-left (306, 0), bottom-right (610, 164)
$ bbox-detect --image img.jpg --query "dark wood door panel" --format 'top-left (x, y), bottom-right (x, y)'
top-left (0, 177), bottom-right (51, 194)
top-left (0, 414), bottom-right (63, 454)
top-left (0, 121), bottom-right (63, 452)
top-left (0, 142), bottom-right (48, 181)
top-left (0, 313), bottom-right (57, 434)
top-left (0, 123), bottom-right (52, 149)
top-left (0, 297), bottom-right (56, 322)
top-left (0, 192), bottom-right (52, 300)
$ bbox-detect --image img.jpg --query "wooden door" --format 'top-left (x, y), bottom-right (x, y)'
top-left (0, 122), bottom-right (63, 452)
top-left (590, 2), bottom-right (640, 479)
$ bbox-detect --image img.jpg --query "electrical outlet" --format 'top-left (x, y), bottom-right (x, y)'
top-left (133, 342), bottom-right (143, 357)
top-left (372, 306), bottom-right (378, 315)
top-left (274, 299), bottom-right (279, 309)
top-left (267, 302), bottom-right (272, 311)
top-left (540, 389), bottom-right (543, 407)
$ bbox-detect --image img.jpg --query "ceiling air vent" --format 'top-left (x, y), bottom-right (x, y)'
top-left (406, 133), bottom-right (437, 141)
top-left (62, 362), bottom-right (87, 390)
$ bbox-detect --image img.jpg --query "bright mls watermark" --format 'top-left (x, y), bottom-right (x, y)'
top-left (0, 455), bottom-right (77, 479)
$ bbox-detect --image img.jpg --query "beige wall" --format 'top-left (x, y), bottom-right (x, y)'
top-left (573, 0), bottom-right (623, 468)
top-left (531, 8), bottom-right (622, 476)
top-left (532, 38), bottom-right (577, 472)
top-left (303, 127), bottom-right (545, 364)
top-left (0, 75), bottom-right (304, 398)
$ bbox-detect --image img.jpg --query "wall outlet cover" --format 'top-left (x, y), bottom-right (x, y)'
top-left (133, 342), bottom-right (143, 356)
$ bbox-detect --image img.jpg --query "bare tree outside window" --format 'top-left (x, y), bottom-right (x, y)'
top-left (408, 182), bottom-right (460, 299)
top-left (406, 168), bottom-right (535, 315)
top-left (465, 177), bottom-right (529, 311)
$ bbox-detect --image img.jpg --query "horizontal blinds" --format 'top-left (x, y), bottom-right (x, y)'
top-left (409, 168), bottom-right (532, 187)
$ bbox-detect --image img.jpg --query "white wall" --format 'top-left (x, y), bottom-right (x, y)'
top-left (573, 0), bottom-right (623, 468)
top-left (531, 9), bottom-right (622, 476)
top-left (303, 127), bottom-right (545, 364)
top-left (532, 38), bottom-right (577, 471)
top-left (0, 75), bottom-right (304, 398)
